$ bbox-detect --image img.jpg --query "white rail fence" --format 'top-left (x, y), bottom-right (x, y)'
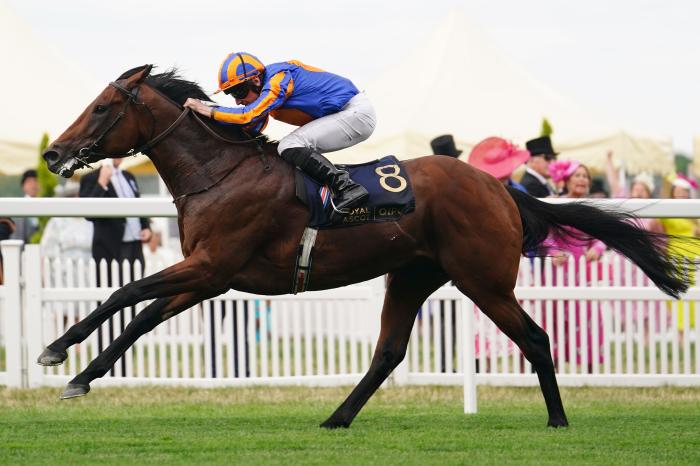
top-left (1, 241), bottom-right (698, 393)
top-left (1, 198), bottom-right (699, 415)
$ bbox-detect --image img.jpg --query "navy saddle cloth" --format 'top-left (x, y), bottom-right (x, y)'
top-left (295, 155), bottom-right (415, 229)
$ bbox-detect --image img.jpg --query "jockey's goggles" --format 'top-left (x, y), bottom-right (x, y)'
top-left (224, 81), bottom-right (251, 99)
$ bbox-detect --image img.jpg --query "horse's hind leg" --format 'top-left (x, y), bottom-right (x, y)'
top-left (321, 260), bottom-right (447, 429)
top-left (60, 290), bottom-right (212, 398)
top-left (38, 255), bottom-right (219, 366)
top-left (466, 288), bottom-right (568, 427)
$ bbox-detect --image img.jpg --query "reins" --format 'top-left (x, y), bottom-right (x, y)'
top-left (74, 80), bottom-right (272, 202)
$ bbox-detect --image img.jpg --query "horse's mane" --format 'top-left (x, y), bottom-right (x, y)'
top-left (117, 66), bottom-right (269, 143)
top-left (146, 69), bottom-right (213, 105)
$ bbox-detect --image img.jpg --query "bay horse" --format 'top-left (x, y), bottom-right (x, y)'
top-left (40, 65), bottom-right (689, 428)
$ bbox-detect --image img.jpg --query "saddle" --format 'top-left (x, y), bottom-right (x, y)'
top-left (294, 155), bottom-right (415, 229)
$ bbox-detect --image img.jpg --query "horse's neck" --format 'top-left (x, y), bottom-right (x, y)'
top-left (146, 118), bottom-right (263, 199)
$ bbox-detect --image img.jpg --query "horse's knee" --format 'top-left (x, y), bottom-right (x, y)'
top-left (372, 346), bottom-right (406, 375)
top-left (104, 281), bottom-right (143, 306)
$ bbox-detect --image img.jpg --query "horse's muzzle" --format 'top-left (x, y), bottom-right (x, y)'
top-left (43, 149), bottom-right (61, 167)
top-left (43, 147), bottom-right (79, 178)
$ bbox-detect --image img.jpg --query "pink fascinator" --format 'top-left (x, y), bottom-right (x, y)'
top-left (549, 159), bottom-right (581, 184)
top-left (672, 172), bottom-right (698, 191)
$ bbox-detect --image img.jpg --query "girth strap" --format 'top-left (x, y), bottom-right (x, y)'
top-left (291, 227), bottom-right (318, 294)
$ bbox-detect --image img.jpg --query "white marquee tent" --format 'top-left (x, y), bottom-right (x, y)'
top-left (0, 0), bottom-right (102, 175)
top-left (1, 5), bottom-right (674, 177)
top-left (324, 10), bottom-right (673, 175)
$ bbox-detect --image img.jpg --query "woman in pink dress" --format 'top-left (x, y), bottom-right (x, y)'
top-left (544, 160), bottom-right (605, 369)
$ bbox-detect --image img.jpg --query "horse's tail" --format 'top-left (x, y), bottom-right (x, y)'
top-left (506, 186), bottom-right (690, 299)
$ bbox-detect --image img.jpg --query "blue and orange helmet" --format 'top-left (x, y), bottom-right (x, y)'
top-left (215, 52), bottom-right (266, 94)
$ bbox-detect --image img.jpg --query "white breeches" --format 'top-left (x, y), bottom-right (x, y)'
top-left (277, 92), bottom-right (376, 155)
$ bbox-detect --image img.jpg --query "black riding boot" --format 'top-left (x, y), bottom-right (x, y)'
top-left (281, 147), bottom-right (369, 215)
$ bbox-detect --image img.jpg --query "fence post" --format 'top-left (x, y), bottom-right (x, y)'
top-left (1, 240), bottom-right (24, 387)
top-left (462, 297), bottom-right (477, 414)
top-left (23, 245), bottom-right (44, 388)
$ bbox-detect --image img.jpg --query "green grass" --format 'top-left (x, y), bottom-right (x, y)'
top-left (0, 386), bottom-right (698, 465)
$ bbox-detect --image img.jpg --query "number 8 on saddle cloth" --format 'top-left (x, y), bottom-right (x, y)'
top-left (295, 155), bottom-right (416, 229)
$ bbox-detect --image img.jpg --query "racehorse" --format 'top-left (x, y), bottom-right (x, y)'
top-left (40, 65), bottom-right (690, 428)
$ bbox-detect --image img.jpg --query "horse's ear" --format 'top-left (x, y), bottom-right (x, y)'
top-left (137, 64), bottom-right (154, 82)
top-left (117, 64), bottom-right (154, 85)
top-left (131, 64), bottom-right (153, 84)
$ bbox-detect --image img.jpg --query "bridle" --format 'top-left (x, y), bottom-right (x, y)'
top-left (73, 80), bottom-right (269, 172)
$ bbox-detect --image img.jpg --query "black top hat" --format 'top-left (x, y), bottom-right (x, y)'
top-left (20, 169), bottom-right (38, 186)
top-left (525, 136), bottom-right (558, 159)
top-left (430, 134), bottom-right (462, 157)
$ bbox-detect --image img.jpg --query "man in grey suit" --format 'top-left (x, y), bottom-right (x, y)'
top-left (11, 169), bottom-right (39, 242)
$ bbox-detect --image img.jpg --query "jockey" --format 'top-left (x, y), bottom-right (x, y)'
top-left (184, 52), bottom-right (376, 214)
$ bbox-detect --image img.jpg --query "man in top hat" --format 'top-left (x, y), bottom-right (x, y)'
top-left (430, 134), bottom-right (463, 158)
top-left (520, 136), bottom-right (557, 197)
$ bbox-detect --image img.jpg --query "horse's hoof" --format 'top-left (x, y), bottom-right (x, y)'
top-left (320, 417), bottom-right (350, 429)
top-left (37, 348), bottom-right (68, 366)
top-left (547, 417), bottom-right (569, 428)
top-left (60, 383), bottom-right (90, 400)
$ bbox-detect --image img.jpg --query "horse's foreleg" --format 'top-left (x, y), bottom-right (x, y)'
top-left (467, 290), bottom-right (568, 427)
top-left (38, 255), bottom-right (219, 366)
top-left (320, 261), bottom-right (446, 428)
top-left (60, 290), bottom-right (211, 399)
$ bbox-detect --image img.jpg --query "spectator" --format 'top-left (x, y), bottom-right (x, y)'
top-left (430, 134), bottom-right (463, 158)
top-left (544, 159), bottom-right (605, 368)
top-left (80, 158), bottom-right (152, 372)
top-left (547, 159), bottom-right (606, 267)
top-left (604, 151), bottom-right (664, 233)
top-left (588, 178), bottom-right (609, 198)
top-left (40, 181), bottom-right (93, 262)
top-left (604, 151), bottom-right (666, 334)
top-left (467, 137), bottom-right (529, 192)
top-left (520, 136), bottom-right (557, 197)
top-left (79, 158), bottom-right (152, 284)
top-left (10, 169), bottom-right (39, 242)
top-left (660, 173), bottom-right (700, 332)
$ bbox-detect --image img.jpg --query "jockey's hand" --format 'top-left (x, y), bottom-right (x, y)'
top-left (184, 98), bottom-right (213, 118)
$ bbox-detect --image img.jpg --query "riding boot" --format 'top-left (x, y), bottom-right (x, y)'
top-left (281, 147), bottom-right (369, 215)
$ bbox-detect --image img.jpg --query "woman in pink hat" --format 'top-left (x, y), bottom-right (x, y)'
top-left (467, 137), bottom-right (530, 193)
top-left (546, 159), bottom-right (606, 265)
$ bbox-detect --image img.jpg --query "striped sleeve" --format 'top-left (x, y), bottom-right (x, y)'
top-left (211, 71), bottom-right (294, 126)
top-left (244, 114), bottom-right (269, 135)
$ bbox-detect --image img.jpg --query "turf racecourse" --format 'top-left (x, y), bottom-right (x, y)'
top-left (0, 386), bottom-right (698, 465)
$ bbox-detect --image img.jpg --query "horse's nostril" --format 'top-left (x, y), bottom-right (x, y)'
top-left (43, 150), bottom-right (60, 164)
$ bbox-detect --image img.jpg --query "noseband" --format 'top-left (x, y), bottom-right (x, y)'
top-left (73, 81), bottom-right (265, 170)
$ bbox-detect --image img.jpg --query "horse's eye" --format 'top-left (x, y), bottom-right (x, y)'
top-left (94, 104), bottom-right (108, 114)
